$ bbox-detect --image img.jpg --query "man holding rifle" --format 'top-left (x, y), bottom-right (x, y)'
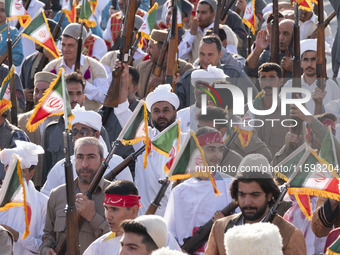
top-left (205, 154), bottom-right (306, 255)
top-left (40, 137), bottom-right (111, 255)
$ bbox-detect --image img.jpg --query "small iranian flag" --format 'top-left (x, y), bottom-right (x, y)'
top-left (293, 0), bottom-right (314, 11)
top-left (22, 10), bottom-right (60, 59)
top-left (89, 0), bottom-right (98, 13)
top-left (168, 132), bottom-right (220, 195)
top-left (0, 154), bottom-right (31, 239)
top-left (327, 235), bottom-right (340, 255)
top-left (243, 0), bottom-right (256, 35)
top-left (79, 0), bottom-right (97, 28)
top-left (138, 2), bottom-right (158, 48)
top-left (62, 0), bottom-right (77, 23)
top-left (5, 0), bottom-right (31, 28)
top-left (26, 68), bottom-right (74, 132)
top-left (0, 66), bottom-right (15, 115)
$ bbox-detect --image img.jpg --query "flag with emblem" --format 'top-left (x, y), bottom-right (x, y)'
top-left (327, 235), bottom-right (340, 255)
top-left (292, 0), bottom-right (314, 11)
top-left (79, 0), bottom-right (97, 28)
top-left (242, 0), bottom-right (256, 34)
top-left (168, 132), bottom-right (220, 195)
top-left (62, 0), bottom-right (77, 23)
top-left (22, 10), bottom-right (60, 59)
top-left (26, 68), bottom-right (73, 132)
top-left (0, 154), bottom-right (31, 239)
top-left (138, 3), bottom-right (158, 48)
top-left (5, 0), bottom-right (31, 28)
top-left (0, 66), bottom-right (15, 115)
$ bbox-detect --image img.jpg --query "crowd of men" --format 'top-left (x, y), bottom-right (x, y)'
top-left (1, 0), bottom-right (340, 254)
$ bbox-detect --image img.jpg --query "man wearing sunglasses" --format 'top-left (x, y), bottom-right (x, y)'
top-left (41, 105), bottom-right (132, 197)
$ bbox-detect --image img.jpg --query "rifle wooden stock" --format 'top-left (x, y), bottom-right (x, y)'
top-left (270, 0), bottom-right (279, 64)
top-left (154, 31), bottom-right (170, 78)
top-left (309, 11), bottom-right (336, 40)
top-left (262, 185), bottom-right (288, 223)
top-left (181, 201), bottom-right (238, 254)
top-left (104, 0), bottom-right (137, 107)
top-left (221, 0), bottom-right (236, 22)
top-left (7, 21), bottom-right (17, 126)
top-left (165, 0), bottom-right (178, 89)
top-left (74, 22), bottom-right (84, 72)
top-left (145, 177), bottom-right (170, 215)
top-left (104, 145), bottom-right (146, 181)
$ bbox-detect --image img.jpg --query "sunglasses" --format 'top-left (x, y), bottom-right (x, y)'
top-left (72, 127), bottom-right (94, 137)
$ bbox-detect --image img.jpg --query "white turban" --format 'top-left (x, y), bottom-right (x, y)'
top-left (71, 104), bottom-right (102, 131)
top-left (0, 141), bottom-right (44, 169)
top-left (300, 39), bottom-right (331, 57)
top-left (191, 65), bottom-right (228, 86)
top-left (145, 84), bottom-right (179, 112)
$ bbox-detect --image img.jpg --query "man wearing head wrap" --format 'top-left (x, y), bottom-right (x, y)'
top-left (136, 29), bottom-right (193, 99)
top-left (205, 154), bottom-right (306, 255)
top-left (283, 39), bottom-right (340, 115)
top-left (164, 127), bottom-right (234, 254)
top-left (0, 141), bottom-right (48, 254)
top-left (41, 105), bottom-right (132, 197)
top-left (40, 137), bottom-right (111, 254)
top-left (18, 71), bottom-right (58, 189)
top-left (115, 74), bottom-right (183, 216)
top-left (43, 23), bottom-right (108, 111)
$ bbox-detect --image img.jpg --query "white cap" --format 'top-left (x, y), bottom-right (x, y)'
top-left (191, 65), bottom-right (227, 86)
top-left (135, 215), bottom-right (168, 249)
top-left (151, 247), bottom-right (187, 255)
top-left (0, 141), bottom-right (44, 169)
top-left (300, 39), bottom-right (331, 56)
top-left (224, 222), bottom-right (283, 255)
top-left (145, 84), bottom-right (179, 112)
top-left (71, 104), bottom-right (102, 131)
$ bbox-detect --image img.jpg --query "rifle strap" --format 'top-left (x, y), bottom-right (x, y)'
top-left (224, 214), bottom-right (242, 233)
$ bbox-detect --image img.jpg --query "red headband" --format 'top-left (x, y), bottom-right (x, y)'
top-left (307, 118), bottom-right (336, 135)
top-left (104, 194), bottom-right (142, 208)
top-left (197, 132), bottom-right (224, 146)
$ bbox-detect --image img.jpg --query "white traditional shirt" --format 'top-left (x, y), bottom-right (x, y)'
top-left (0, 180), bottom-right (48, 254)
top-left (177, 105), bottom-right (200, 133)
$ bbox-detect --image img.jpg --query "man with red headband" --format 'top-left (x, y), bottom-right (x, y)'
top-left (164, 127), bottom-right (234, 255)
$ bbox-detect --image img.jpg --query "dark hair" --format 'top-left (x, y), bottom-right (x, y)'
top-left (121, 220), bottom-right (158, 251)
top-left (200, 35), bottom-right (222, 53)
top-left (105, 180), bottom-right (139, 196)
top-left (205, 27), bottom-right (227, 42)
top-left (258, 62), bottom-right (282, 78)
top-left (129, 67), bottom-right (140, 88)
top-left (230, 178), bottom-right (280, 207)
top-left (199, 1), bottom-right (214, 13)
top-left (196, 106), bottom-right (227, 131)
top-left (196, 126), bottom-right (220, 137)
top-left (266, 12), bottom-right (284, 24)
top-left (65, 72), bottom-right (85, 90)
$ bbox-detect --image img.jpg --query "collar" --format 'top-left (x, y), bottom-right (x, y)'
top-left (198, 23), bottom-right (214, 35)
top-left (61, 54), bottom-right (85, 70)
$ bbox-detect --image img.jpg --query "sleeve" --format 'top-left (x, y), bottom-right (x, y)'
top-left (84, 78), bottom-right (109, 104)
top-left (178, 32), bottom-right (196, 61)
top-left (103, 18), bottom-right (113, 43)
top-left (0, 227), bottom-right (13, 255)
top-left (88, 212), bottom-right (110, 238)
top-left (91, 38), bottom-right (108, 61)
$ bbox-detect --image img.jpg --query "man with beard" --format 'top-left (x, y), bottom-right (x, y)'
top-left (283, 39), bottom-right (340, 115)
top-left (115, 66), bottom-right (182, 215)
top-left (205, 154), bottom-right (306, 255)
top-left (40, 137), bottom-right (111, 255)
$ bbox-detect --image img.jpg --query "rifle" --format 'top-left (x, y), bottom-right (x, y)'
top-left (165, 0), bottom-right (178, 90)
top-left (145, 177), bottom-right (171, 215)
top-left (262, 184), bottom-right (288, 223)
top-left (153, 30), bottom-right (170, 79)
top-left (104, 145), bottom-right (146, 181)
top-left (15, 0), bottom-right (32, 30)
top-left (0, 33), bottom-right (21, 66)
top-left (104, 0), bottom-right (137, 107)
top-left (55, 130), bottom-right (80, 255)
top-left (309, 11), bottom-right (336, 40)
top-left (270, 0), bottom-right (279, 64)
top-left (221, 0), bottom-right (236, 22)
top-left (7, 21), bottom-right (17, 126)
top-left (181, 201), bottom-right (238, 254)
top-left (315, 0), bottom-right (326, 115)
top-left (74, 21), bottom-right (84, 72)
top-left (213, 0), bottom-right (222, 34)
top-left (289, 3), bottom-right (302, 150)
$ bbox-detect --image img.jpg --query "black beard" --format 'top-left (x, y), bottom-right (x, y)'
top-left (152, 114), bottom-right (176, 131)
top-left (240, 200), bottom-right (268, 221)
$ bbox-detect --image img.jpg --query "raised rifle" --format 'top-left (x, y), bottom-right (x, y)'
top-left (181, 201), bottom-right (238, 254)
top-left (74, 21), bottom-right (84, 72)
top-left (270, 0), bottom-right (279, 64)
top-left (145, 177), bottom-right (170, 215)
top-left (165, 0), bottom-right (178, 90)
top-left (262, 184), bottom-right (288, 223)
top-left (104, 0), bottom-right (137, 107)
top-left (0, 34), bottom-right (21, 66)
top-left (213, 0), bottom-right (223, 34)
top-left (153, 30), bottom-right (170, 78)
top-left (309, 11), bottom-right (336, 39)
top-left (221, 0), bottom-right (236, 22)
top-left (7, 20), bottom-right (17, 126)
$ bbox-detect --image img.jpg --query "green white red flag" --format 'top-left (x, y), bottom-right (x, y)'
top-left (79, 0), bottom-right (97, 28)
top-left (168, 131), bottom-right (220, 195)
top-left (326, 235), bottom-right (340, 255)
top-left (0, 154), bottom-right (31, 239)
top-left (5, 0), bottom-right (31, 28)
top-left (22, 10), bottom-right (60, 59)
top-left (26, 68), bottom-right (74, 132)
top-left (138, 3), bottom-right (158, 48)
top-left (0, 66), bottom-right (15, 115)
top-left (62, 0), bottom-right (77, 23)
top-left (292, 0), bottom-right (315, 11)
top-left (242, 0), bottom-right (256, 35)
